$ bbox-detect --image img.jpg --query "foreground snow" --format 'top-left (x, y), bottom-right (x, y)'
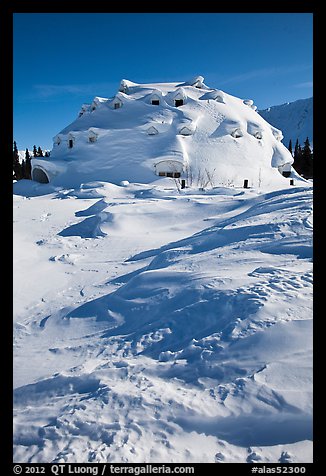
top-left (13, 178), bottom-right (313, 463)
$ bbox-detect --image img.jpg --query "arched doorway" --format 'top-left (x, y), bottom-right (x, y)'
top-left (154, 160), bottom-right (183, 178)
top-left (32, 167), bottom-right (50, 183)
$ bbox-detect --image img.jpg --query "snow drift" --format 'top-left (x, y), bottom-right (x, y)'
top-left (13, 177), bottom-right (313, 463)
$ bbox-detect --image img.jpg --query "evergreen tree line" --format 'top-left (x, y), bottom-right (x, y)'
top-left (13, 141), bottom-right (50, 180)
top-left (288, 137), bottom-right (313, 179)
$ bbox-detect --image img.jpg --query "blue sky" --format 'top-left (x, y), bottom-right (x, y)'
top-left (13, 13), bottom-right (313, 151)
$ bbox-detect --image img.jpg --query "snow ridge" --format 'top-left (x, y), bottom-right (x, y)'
top-left (13, 178), bottom-right (313, 463)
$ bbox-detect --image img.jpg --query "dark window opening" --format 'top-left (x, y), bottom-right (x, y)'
top-left (68, 139), bottom-right (74, 148)
top-left (175, 99), bottom-right (184, 107)
top-left (158, 171), bottom-right (181, 178)
top-left (282, 171), bottom-right (291, 178)
top-left (151, 100), bottom-right (160, 105)
top-left (114, 103), bottom-right (120, 109)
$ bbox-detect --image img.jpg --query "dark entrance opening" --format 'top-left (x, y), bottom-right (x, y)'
top-left (68, 139), bottom-right (74, 148)
top-left (151, 100), bottom-right (160, 105)
top-left (32, 168), bottom-right (49, 183)
top-left (243, 179), bottom-right (249, 188)
top-left (175, 99), bottom-right (184, 107)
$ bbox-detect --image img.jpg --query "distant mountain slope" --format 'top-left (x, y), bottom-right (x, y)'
top-left (259, 97), bottom-right (313, 148)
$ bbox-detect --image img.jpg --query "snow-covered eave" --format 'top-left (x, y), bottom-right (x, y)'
top-left (54, 130), bottom-right (84, 141)
top-left (142, 122), bottom-right (171, 134)
top-left (115, 91), bottom-right (132, 100)
top-left (154, 150), bottom-right (185, 162)
top-left (107, 92), bottom-right (130, 107)
top-left (92, 96), bottom-right (109, 104)
top-left (119, 79), bottom-right (139, 89)
top-left (152, 157), bottom-right (186, 175)
top-left (169, 87), bottom-right (187, 99)
top-left (178, 120), bottom-right (197, 135)
top-left (146, 89), bottom-right (164, 99)
top-left (88, 127), bottom-right (101, 136)
top-left (31, 158), bottom-right (67, 182)
top-left (68, 131), bottom-right (79, 139)
top-left (90, 97), bottom-right (109, 111)
top-left (199, 89), bottom-right (225, 101)
top-left (271, 127), bottom-right (284, 142)
top-left (177, 75), bottom-right (210, 89)
top-left (272, 142), bottom-right (294, 168)
top-left (53, 133), bottom-right (63, 141)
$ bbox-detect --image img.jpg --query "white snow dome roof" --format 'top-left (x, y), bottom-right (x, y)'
top-left (31, 76), bottom-right (298, 189)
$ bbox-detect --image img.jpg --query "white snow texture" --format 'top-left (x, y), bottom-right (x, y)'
top-left (14, 76), bottom-right (313, 464)
top-left (30, 77), bottom-right (298, 189)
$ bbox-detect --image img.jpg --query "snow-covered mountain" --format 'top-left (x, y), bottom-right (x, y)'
top-left (259, 97), bottom-right (313, 148)
top-left (31, 76), bottom-right (302, 190)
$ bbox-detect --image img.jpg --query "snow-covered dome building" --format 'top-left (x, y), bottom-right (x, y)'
top-left (31, 76), bottom-right (297, 188)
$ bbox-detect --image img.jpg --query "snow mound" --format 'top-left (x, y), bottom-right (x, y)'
top-left (30, 76), bottom-right (305, 190)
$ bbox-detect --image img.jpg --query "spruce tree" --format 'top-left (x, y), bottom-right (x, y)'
top-left (13, 141), bottom-right (22, 180)
top-left (37, 146), bottom-right (43, 157)
top-left (294, 139), bottom-right (299, 159)
top-left (301, 137), bottom-right (313, 179)
top-left (25, 148), bottom-right (32, 179)
top-left (33, 145), bottom-right (38, 157)
top-left (293, 139), bottom-right (304, 176)
top-left (21, 159), bottom-right (26, 179)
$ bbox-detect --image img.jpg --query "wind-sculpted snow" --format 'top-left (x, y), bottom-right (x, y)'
top-left (13, 180), bottom-right (313, 463)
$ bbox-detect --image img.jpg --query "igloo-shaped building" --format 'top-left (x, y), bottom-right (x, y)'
top-left (32, 76), bottom-right (299, 189)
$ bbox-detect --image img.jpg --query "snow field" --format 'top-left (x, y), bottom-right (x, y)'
top-left (13, 179), bottom-right (313, 463)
